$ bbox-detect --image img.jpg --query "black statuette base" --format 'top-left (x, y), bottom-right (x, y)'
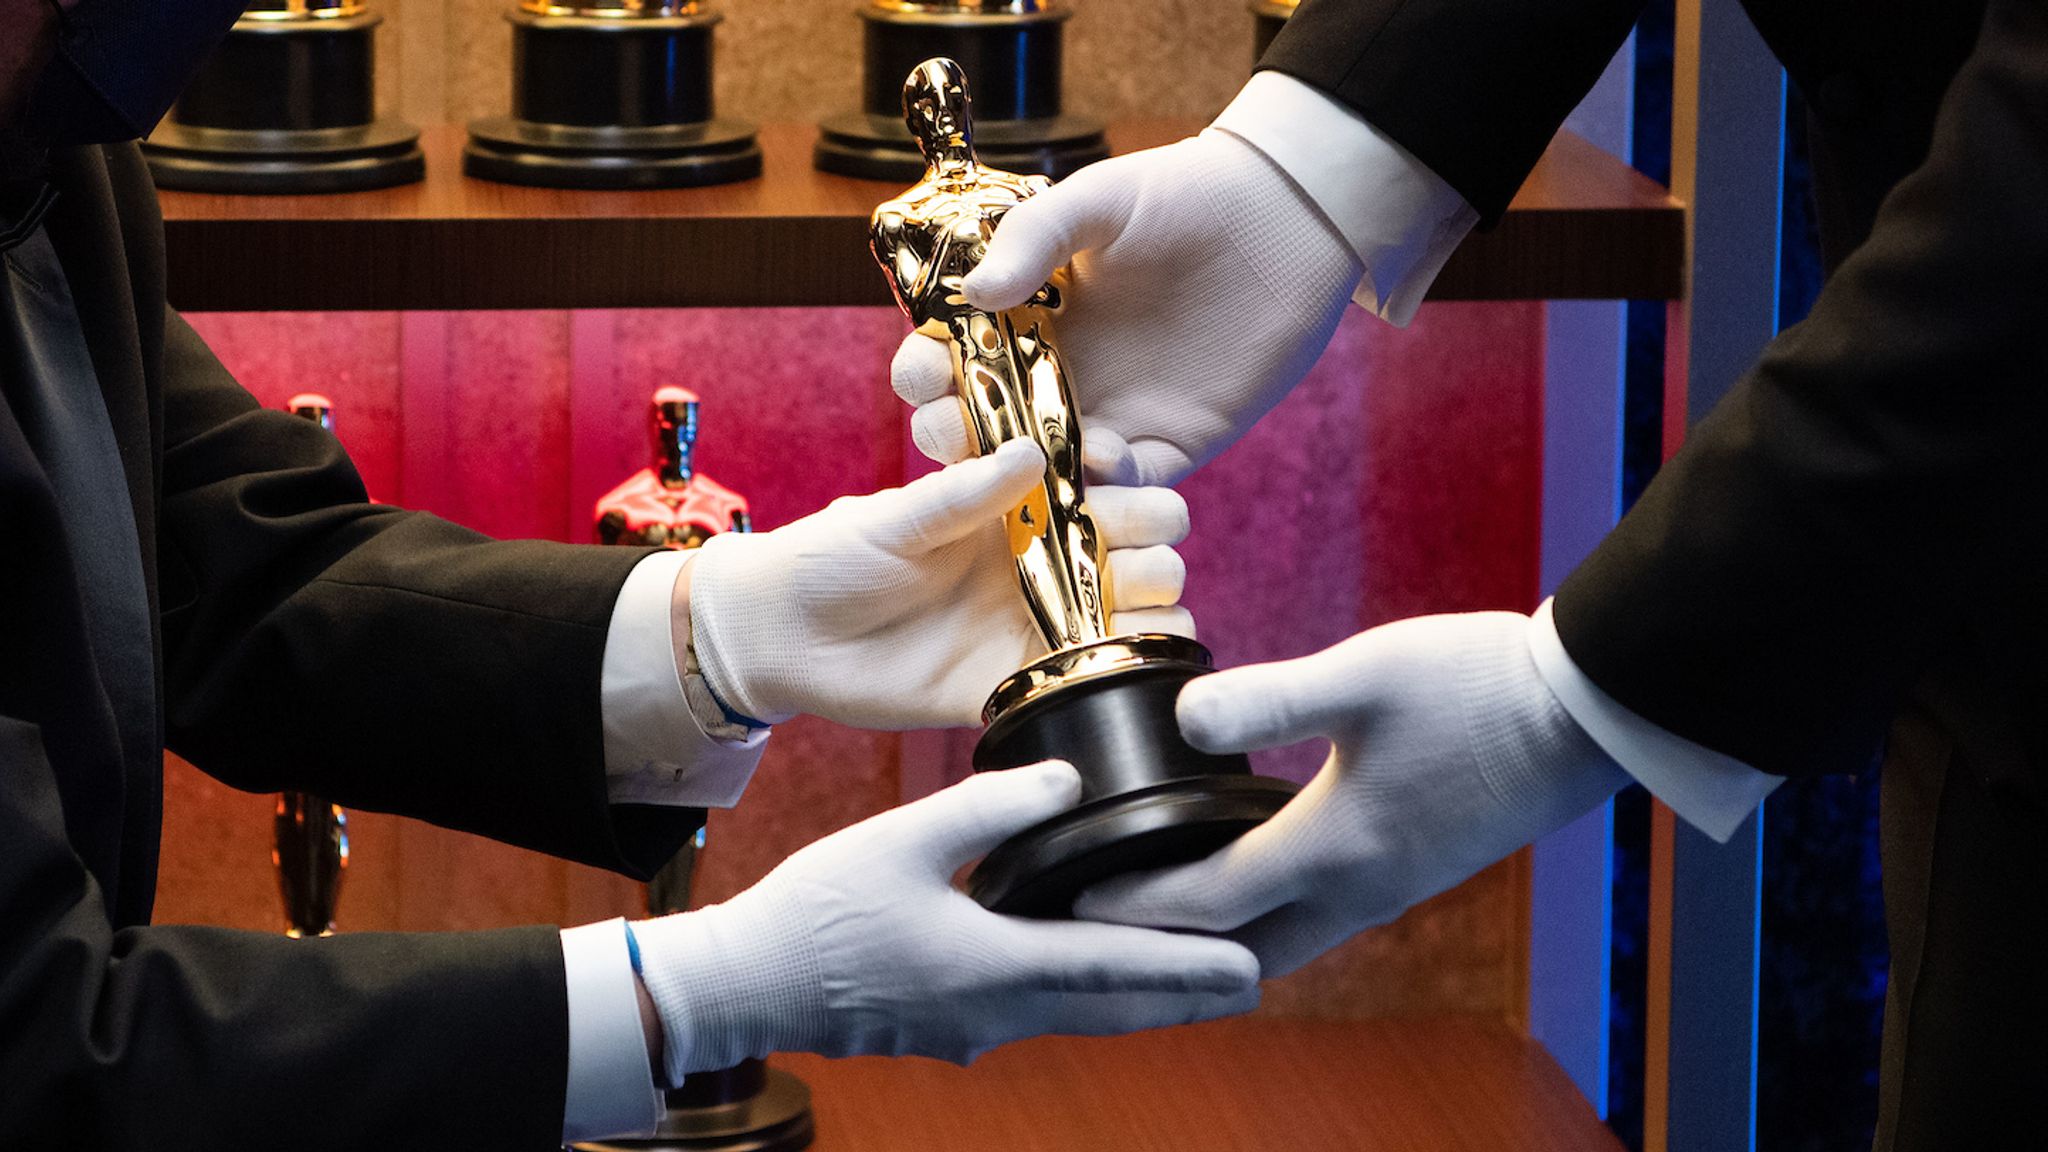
top-left (815, 111), bottom-right (1106, 183)
top-left (967, 653), bottom-right (1299, 918)
top-left (144, 120), bottom-right (424, 194)
top-left (464, 117), bottom-right (762, 190)
top-left (576, 1065), bottom-right (813, 1152)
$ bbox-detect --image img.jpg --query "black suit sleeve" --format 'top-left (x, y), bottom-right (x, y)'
top-left (0, 715), bottom-right (579, 1151)
top-left (1553, 0), bottom-right (2048, 777)
top-left (155, 309), bottom-right (695, 875)
top-left (1258, 0), bottom-right (1645, 225)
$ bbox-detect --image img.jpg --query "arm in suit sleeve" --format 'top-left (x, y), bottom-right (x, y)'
top-left (1259, 0), bottom-right (1647, 225)
top-left (0, 714), bottom-right (582, 1150)
top-left (154, 309), bottom-right (694, 875)
top-left (1553, 0), bottom-right (2048, 777)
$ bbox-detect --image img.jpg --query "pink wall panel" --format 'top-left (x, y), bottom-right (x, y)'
top-left (155, 302), bottom-right (1545, 1025)
top-left (183, 312), bottom-right (405, 503)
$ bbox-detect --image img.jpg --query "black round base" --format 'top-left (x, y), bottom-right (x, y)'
top-left (967, 774), bottom-right (1298, 919)
top-left (814, 110), bottom-right (1107, 182)
top-left (464, 117), bottom-right (762, 190)
top-left (967, 642), bottom-right (1300, 918)
top-left (143, 119), bottom-right (424, 194)
top-left (576, 1068), bottom-right (813, 1152)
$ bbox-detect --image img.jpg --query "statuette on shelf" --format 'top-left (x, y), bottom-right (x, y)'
top-left (816, 0), bottom-right (1105, 182)
top-left (465, 0), bottom-right (761, 189)
top-left (144, 0), bottom-right (423, 193)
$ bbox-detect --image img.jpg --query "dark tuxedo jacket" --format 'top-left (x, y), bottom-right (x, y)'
top-left (0, 143), bottom-right (696, 1149)
top-left (1266, 1), bottom-right (2045, 1147)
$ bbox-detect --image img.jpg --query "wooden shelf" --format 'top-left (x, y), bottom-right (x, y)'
top-left (160, 122), bottom-right (1681, 313)
top-left (771, 1017), bottom-right (1622, 1150)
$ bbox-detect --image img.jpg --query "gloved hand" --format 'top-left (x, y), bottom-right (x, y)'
top-left (889, 129), bottom-right (1362, 486)
top-left (633, 761), bottom-right (1263, 1082)
top-left (688, 439), bottom-right (1194, 729)
top-left (1074, 613), bottom-right (1630, 977)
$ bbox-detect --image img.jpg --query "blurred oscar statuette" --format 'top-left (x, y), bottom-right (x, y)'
top-left (815, 0), bottom-right (1105, 181)
top-left (275, 395), bottom-right (352, 939)
top-left (868, 59), bottom-right (1298, 918)
top-left (143, 0), bottom-right (423, 194)
top-left (464, 0), bottom-right (761, 189)
top-left (578, 388), bottom-right (814, 1152)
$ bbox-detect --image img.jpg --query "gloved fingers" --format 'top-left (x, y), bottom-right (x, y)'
top-left (1126, 437), bottom-right (1198, 488)
top-left (987, 916), bottom-right (1261, 995)
top-left (1110, 606), bottom-right (1195, 640)
top-left (910, 399), bottom-right (974, 465)
top-left (1071, 825), bottom-right (1299, 934)
top-left (1224, 903), bottom-right (1363, 980)
top-left (1080, 428), bottom-right (1139, 486)
top-left (875, 438), bottom-right (1045, 553)
top-left (1087, 485), bottom-right (1190, 548)
top-left (1175, 642), bottom-right (1367, 754)
top-left (963, 160), bottom-right (1138, 311)
top-left (1105, 545), bottom-right (1185, 611)
top-left (1002, 986), bottom-right (1263, 1049)
top-left (886, 760), bottom-right (1084, 873)
top-left (890, 331), bottom-right (956, 406)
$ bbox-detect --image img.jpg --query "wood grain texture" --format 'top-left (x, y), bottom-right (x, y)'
top-left (158, 123), bottom-right (1681, 312)
top-left (772, 1017), bottom-right (1623, 1151)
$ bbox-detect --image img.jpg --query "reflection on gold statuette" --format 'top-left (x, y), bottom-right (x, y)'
top-left (871, 59), bottom-right (1109, 658)
top-left (870, 59), bottom-right (1299, 920)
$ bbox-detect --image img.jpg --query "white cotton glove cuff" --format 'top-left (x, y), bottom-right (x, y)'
top-left (632, 884), bottom-right (827, 1086)
top-left (687, 530), bottom-right (806, 726)
top-left (1465, 615), bottom-right (1631, 834)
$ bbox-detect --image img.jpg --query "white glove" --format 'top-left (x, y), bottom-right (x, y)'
top-left (889, 129), bottom-right (1362, 487)
top-left (689, 439), bottom-right (1194, 729)
top-left (633, 761), bottom-right (1263, 1082)
top-left (1074, 613), bottom-right (1630, 977)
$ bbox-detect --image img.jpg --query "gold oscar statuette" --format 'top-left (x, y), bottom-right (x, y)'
top-left (869, 58), bottom-right (1298, 919)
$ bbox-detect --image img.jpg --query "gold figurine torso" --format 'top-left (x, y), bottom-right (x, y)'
top-left (871, 59), bottom-right (1111, 656)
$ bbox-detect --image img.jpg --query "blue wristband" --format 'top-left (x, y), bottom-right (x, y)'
top-left (623, 920), bottom-right (644, 977)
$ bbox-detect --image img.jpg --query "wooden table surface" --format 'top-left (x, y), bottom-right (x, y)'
top-left (159, 122), bottom-right (1681, 312)
top-left (768, 1016), bottom-right (1623, 1151)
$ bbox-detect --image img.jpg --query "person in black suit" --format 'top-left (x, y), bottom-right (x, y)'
top-left (0, 2), bottom-right (1264, 1148)
top-left (889, 1), bottom-right (2046, 1146)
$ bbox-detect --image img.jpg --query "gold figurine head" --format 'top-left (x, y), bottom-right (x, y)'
top-left (902, 58), bottom-right (978, 178)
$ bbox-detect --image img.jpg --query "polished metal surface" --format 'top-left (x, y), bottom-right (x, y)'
top-left (868, 0), bottom-right (1054, 17)
top-left (982, 633), bottom-right (1209, 725)
top-left (274, 792), bottom-right (348, 938)
top-left (240, 0), bottom-right (369, 22)
top-left (871, 57), bottom-right (1112, 661)
top-left (518, 0), bottom-right (705, 17)
top-left (272, 394), bottom-right (350, 940)
top-left (594, 388), bottom-right (750, 548)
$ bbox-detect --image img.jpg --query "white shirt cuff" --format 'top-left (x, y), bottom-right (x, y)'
top-left (560, 920), bottom-right (662, 1143)
top-left (1527, 599), bottom-right (1780, 843)
top-left (601, 550), bottom-right (769, 809)
top-left (1213, 71), bottom-right (1479, 328)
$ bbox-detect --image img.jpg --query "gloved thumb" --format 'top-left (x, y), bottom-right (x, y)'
top-left (891, 761), bottom-right (1085, 875)
top-left (964, 163), bottom-right (1136, 311)
top-left (1177, 641), bottom-right (1368, 754)
top-left (874, 438), bottom-right (1046, 553)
